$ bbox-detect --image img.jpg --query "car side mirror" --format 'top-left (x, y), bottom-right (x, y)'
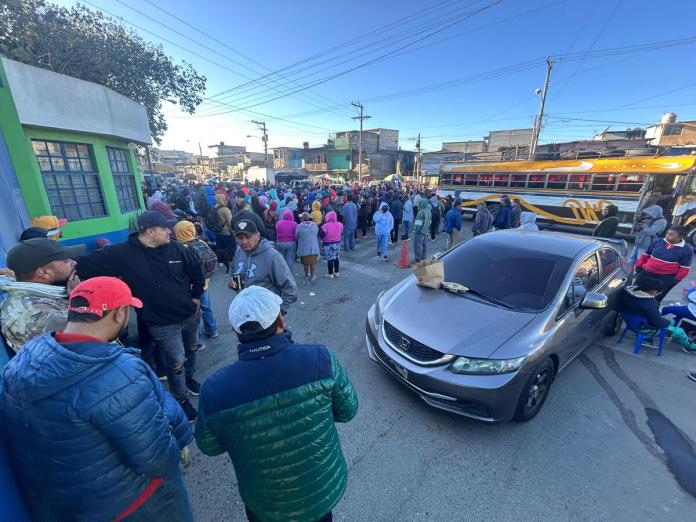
top-left (580, 292), bottom-right (608, 310)
top-left (432, 252), bottom-right (443, 259)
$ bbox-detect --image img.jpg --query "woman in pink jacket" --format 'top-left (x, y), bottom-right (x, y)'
top-left (320, 211), bottom-right (344, 278)
top-left (275, 210), bottom-right (298, 268)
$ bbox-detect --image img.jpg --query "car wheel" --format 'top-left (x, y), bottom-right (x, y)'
top-left (687, 228), bottom-right (696, 250)
top-left (513, 358), bottom-right (555, 422)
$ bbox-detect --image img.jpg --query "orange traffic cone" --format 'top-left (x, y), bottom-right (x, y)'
top-left (395, 239), bottom-right (410, 268)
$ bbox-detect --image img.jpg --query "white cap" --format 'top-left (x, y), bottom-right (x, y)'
top-left (228, 286), bottom-right (283, 334)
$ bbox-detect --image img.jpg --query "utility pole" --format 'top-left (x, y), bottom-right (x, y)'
top-left (252, 120), bottom-right (269, 168)
top-left (409, 134), bottom-right (422, 185)
top-left (351, 101), bottom-right (370, 181)
top-left (529, 57), bottom-right (553, 160)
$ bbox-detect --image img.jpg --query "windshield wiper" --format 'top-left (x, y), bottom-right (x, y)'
top-left (459, 287), bottom-right (515, 309)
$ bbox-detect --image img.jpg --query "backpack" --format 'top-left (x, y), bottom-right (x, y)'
top-left (207, 206), bottom-right (225, 233)
top-left (188, 239), bottom-right (218, 279)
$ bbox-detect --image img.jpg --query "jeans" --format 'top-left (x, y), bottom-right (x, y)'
top-left (413, 232), bottom-right (427, 261)
top-left (402, 220), bottom-right (411, 239)
top-left (430, 216), bottom-right (440, 239)
top-left (245, 506), bottom-right (332, 522)
top-left (149, 314), bottom-right (199, 402)
top-left (276, 242), bottom-right (297, 269)
top-left (391, 219), bottom-right (401, 243)
top-left (358, 216), bottom-right (368, 237)
top-left (197, 290), bottom-right (217, 341)
top-left (123, 472), bottom-right (193, 522)
top-left (343, 226), bottom-right (356, 250)
top-left (376, 234), bottom-right (389, 257)
top-left (629, 246), bottom-right (647, 265)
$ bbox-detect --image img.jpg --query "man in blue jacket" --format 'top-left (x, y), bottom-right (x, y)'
top-left (492, 196), bottom-right (513, 230)
top-left (1, 277), bottom-right (193, 522)
top-left (444, 198), bottom-right (463, 249)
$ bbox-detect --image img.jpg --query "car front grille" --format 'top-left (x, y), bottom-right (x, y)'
top-left (383, 321), bottom-right (446, 363)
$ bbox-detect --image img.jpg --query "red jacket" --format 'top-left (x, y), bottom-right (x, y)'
top-left (636, 238), bottom-right (693, 281)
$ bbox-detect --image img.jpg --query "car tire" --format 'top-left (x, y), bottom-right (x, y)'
top-left (513, 358), bottom-right (555, 422)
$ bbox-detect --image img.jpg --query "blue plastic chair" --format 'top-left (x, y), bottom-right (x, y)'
top-left (617, 311), bottom-right (667, 356)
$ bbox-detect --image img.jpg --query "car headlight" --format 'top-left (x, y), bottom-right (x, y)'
top-left (374, 291), bottom-right (386, 326)
top-left (449, 355), bottom-right (527, 375)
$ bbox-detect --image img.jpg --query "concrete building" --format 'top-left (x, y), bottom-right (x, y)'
top-left (441, 140), bottom-right (486, 153)
top-left (0, 56), bottom-right (150, 256)
top-left (334, 130), bottom-right (379, 153)
top-left (645, 113), bottom-right (696, 147)
top-left (208, 141), bottom-right (245, 157)
top-left (487, 128), bottom-right (534, 151)
top-left (365, 128), bottom-right (399, 151)
top-left (593, 128), bottom-right (646, 141)
top-left (273, 147), bottom-right (304, 169)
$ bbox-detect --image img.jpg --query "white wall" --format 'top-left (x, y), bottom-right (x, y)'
top-left (3, 58), bottom-right (151, 144)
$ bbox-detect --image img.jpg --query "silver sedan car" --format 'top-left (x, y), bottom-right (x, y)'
top-left (366, 231), bottom-right (628, 423)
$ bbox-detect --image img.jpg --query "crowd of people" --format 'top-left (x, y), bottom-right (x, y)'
top-left (1, 176), bottom-right (695, 521)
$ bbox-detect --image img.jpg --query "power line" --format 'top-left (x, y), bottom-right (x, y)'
top-left (101, 0), bottom-right (353, 119)
top-left (204, 0), bottom-right (505, 110)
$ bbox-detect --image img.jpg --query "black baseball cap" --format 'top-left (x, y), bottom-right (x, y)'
top-left (19, 227), bottom-right (49, 240)
top-left (234, 219), bottom-right (259, 236)
top-left (235, 190), bottom-right (246, 199)
top-left (7, 238), bottom-right (84, 275)
top-left (137, 211), bottom-right (177, 231)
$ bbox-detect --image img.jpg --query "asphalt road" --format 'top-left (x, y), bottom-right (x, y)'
top-left (181, 222), bottom-right (696, 522)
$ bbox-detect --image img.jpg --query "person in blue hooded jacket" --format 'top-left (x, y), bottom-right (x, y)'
top-left (0, 277), bottom-right (193, 522)
top-left (373, 202), bottom-right (394, 261)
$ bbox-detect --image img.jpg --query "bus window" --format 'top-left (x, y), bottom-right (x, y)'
top-left (528, 174), bottom-right (546, 189)
top-left (479, 174), bottom-right (494, 187)
top-left (453, 175), bottom-right (463, 186)
top-left (591, 174), bottom-right (618, 192)
top-left (440, 174), bottom-right (452, 185)
top-left (493, 173), bottom-right (510, 187)
top-left (568, 174), bottom-right (590, 190)
top-left (547, 174), bottom-right (568, 190)
top-left (464, 174), bottom-right (478, 186)
top-left (617, 173), bottom-right (645, 192)
top-left (510, 173), bottom-right (527, 187)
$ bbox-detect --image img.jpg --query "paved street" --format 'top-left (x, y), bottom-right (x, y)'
top-left (182, 223), bottom-right (696, 521)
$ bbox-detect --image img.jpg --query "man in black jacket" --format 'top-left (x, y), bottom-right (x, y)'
top-left (76, 211), bottom-right (205, 421)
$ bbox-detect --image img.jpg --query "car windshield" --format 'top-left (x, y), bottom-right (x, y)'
top-left (442, 242), bottom-right (573, 311)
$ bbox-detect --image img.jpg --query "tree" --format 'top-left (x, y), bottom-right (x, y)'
top-left (0, 0), bottom-right (206, 143)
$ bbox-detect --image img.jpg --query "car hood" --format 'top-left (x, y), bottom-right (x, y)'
top-left (382, 277), bottom-right (536, 359)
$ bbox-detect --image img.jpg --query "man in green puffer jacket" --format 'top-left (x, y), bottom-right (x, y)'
top-left (195, 286), bottom-right (358, 522)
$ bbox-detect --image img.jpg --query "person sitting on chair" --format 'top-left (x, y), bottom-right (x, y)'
top-left (619, 276), bottom-right (696, 353)
top-left (661, 289), bottom-right (696, 335)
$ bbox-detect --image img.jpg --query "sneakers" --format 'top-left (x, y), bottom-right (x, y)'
top-left (192, 343), bottom-right (206, 352)
top-left (383, 256), bottom-right (389, 262)
top-left (186, 378), bottom-right (201, 396)
top-left (682, 346), bottom-right (696, 354)
top-left (334, 272), bottom-right (339, 278)
top-left (311, 275), bottom-right (317, 281)
top-left (326, 274), bottom-right (334, 279)
top-left (179, 398), bottom-right (198, 422)
top-left (688, 372), bottom-right (696, 383)
top-left (204, 331), bottom-right (218, 339)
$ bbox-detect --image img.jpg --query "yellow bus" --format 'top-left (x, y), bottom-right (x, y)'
top-left (437, 155), bottom-right (696, 239)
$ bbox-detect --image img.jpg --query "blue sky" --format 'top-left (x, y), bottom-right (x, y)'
top-left (54, 0), bottom-right (696, 152)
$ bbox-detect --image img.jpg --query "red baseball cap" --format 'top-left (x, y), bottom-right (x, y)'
top-left (68, 276), bottom-right (143, 317)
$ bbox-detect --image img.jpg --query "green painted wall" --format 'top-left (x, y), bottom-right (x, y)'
top-left (329, 149), bottom-right (352, 170)
top-left (0, 56), bottom-right (145, 245)
top-left (21, 127), bottom-right (145, 241)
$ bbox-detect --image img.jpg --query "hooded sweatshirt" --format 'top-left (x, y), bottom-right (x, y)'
top-left (76, 234), bottom-right (205, 326)
top-left (295, 221), bottom-right (321, 258)
top-left (1, 333), bottom-right (191, 522)
top-left (0, 277), bottom-right (68, 353)
top-left (519, 212), bottom-right (539, 231)
top-left (373, 203), bottom-right (394, 236)
top-left (231, 239), bottom-right (298, 313)
top-left (275, 210), bottom-right (298, 243)
top-left (402, 198), bottom-right (414, 222)
top-left (475, 204), bottom-right (492, 232)
top-left (311, 200), bottom-right (324, 226)
top-left (215, 193), bottom-right (233, 234)
top-left (637, 237), bottom-right (693, 281)
top-left (618, 286), bottom-right (670, 328)
top-left (414, 199), bottom-right (432, 236)
top-left (341, 200), bottom-right (358, 229)
top-left (635, 205), bottom-right (667, 249)
top-left (321, 211), bottom-right (344, 244)
top-left (592, 204), bottom-right (619, 238)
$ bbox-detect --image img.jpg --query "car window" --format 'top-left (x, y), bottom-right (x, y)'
top-left (559, 253), bottom-right (599, 314)
top-left (599, 248), bottom-right (618, 280)
top-left (442, 242), bottom-right (573, 310)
